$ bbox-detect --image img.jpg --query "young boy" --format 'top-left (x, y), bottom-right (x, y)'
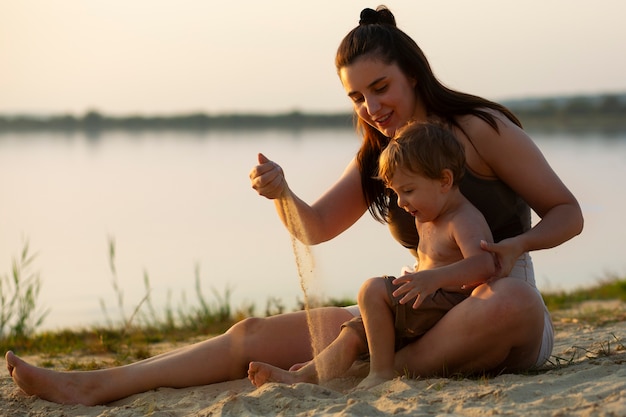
top-left (248, 122), bottom-right (495, 389)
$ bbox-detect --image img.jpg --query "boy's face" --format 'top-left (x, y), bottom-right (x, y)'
top-left (389, 167), bottom-right (448, 223)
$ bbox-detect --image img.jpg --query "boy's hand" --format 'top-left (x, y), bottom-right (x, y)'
top-left (391, 271), bottom-right (438, 309)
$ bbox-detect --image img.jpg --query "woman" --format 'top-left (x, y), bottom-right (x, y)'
top-left (5, 6), bottom-right (582, 405)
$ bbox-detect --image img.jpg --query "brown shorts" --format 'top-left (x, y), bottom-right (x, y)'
top-left (342, 276), bottom-right (469, 351)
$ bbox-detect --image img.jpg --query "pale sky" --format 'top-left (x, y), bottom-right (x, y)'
top-left (1, 0), bottom-right (625, 116)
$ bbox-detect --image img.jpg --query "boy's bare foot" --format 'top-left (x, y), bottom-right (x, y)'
top-left (354, 372), bottom-right (394, 391)
top-left (288, 361), bottom-right (309, 371)
top-left (5, 351), bottom-right (101, 405)
top-left (248, 361), bottom-right (316, 387)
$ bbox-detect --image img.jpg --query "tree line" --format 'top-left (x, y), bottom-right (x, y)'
top-left (505, 93), bottom-right (626, 133)
top-left (0, 111), bottom-right (354, 133)
top-left (0, 93), bottom-right (624, 134)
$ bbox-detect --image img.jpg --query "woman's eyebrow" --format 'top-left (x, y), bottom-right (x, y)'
top-left (347, 76), bottom-right (387, 98)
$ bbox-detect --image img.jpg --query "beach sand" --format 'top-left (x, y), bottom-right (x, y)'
top-left (2, 301), bottom-right (625, 416)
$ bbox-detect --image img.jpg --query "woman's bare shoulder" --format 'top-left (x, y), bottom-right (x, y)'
top-left (455, 108), bottom-right (519, 137)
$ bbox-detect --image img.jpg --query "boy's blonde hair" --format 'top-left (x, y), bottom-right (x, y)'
top-left (378, 122), bottom-right (466, 187)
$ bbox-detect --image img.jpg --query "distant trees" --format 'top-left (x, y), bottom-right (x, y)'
top-left (506, 93), bottom-right (626, 133)
top-left (0, 93), bottom-right (624, 134)
top-left (0, 110), bottom-right (354, 133)
top-left (597, 94), bottom-right (624, 116)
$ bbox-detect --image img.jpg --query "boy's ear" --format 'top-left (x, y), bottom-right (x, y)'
top-left (440, 169), bottom-right (454, 192)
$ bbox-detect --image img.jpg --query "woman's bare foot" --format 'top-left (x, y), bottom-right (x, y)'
top-left (248, 361), bottom-right (316, 387)
top-left (5, 351), bottom-right (102, 405)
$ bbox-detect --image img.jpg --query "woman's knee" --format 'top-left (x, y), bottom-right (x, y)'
top-left (226, 308), bottom-right (348, 346)
top-left (226, 317), bottom-right (266, 340)
top-left (472, 279), bottom-right (544, 325)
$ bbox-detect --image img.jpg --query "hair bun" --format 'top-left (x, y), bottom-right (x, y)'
top-left (359, 6), bottom-right (396, 26)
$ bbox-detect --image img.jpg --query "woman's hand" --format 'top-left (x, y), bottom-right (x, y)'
top-left (480, 238), bottom-right (524, 279)
top-left (249, 153), bottom-right (287, 199)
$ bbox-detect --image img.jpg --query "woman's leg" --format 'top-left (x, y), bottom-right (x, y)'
top-left (394, 278), bottom-right (545, 377)
top-left (6, 306), bottom-right (353, 405)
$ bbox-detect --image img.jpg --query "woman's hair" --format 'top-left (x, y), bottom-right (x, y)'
top-left (378, 122), bottom-right (466, 189)
top-left (337, 6), bottom-right (522, 222)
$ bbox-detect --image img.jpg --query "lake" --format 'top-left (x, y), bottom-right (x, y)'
top-left (1, 128), bottom-right (624, 331)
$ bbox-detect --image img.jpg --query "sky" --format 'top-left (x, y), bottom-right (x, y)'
top-left (1, 0), bottom-right (625, 116)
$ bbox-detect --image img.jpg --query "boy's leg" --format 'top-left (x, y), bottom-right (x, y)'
top-left (357, 277), bottom-right (397, 389)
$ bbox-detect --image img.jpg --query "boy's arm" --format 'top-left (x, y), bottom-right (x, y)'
top-left (393, 252), bottom-right (496, 308)
top-left (437, 212), bottom-right (497, 289)
top-left (393, 212), bottom-right (495, 307)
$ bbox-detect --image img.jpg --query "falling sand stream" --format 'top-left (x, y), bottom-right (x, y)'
top-left (278, 194), bottom-right (332, 381)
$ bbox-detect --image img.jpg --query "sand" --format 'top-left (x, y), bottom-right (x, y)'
top-left (2, 301), bottom-right (625, 417)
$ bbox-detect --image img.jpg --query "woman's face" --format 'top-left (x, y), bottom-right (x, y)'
top-left (339, 57), bottom-right (421, 138)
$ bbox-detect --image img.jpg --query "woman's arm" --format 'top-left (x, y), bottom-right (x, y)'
top-left (463, 113), bottom-right (584, 276)
top-left (250, 153), bottom-right (369, 245)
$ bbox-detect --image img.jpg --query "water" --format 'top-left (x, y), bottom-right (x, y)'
top-left (0, 129), bottom-right (624, 331)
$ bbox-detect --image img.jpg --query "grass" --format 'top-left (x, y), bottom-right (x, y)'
top-left (542, 275), bottom-right (626, 326)
top-left (1, 240), bottom-right (626, 370)
top-left (0, 240), bottom-right (49, 340)
top-left (542, 274), bottom-right (626, 310)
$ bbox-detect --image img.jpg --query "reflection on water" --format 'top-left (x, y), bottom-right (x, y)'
top-left (0, 129), bottom-right (624, 330)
